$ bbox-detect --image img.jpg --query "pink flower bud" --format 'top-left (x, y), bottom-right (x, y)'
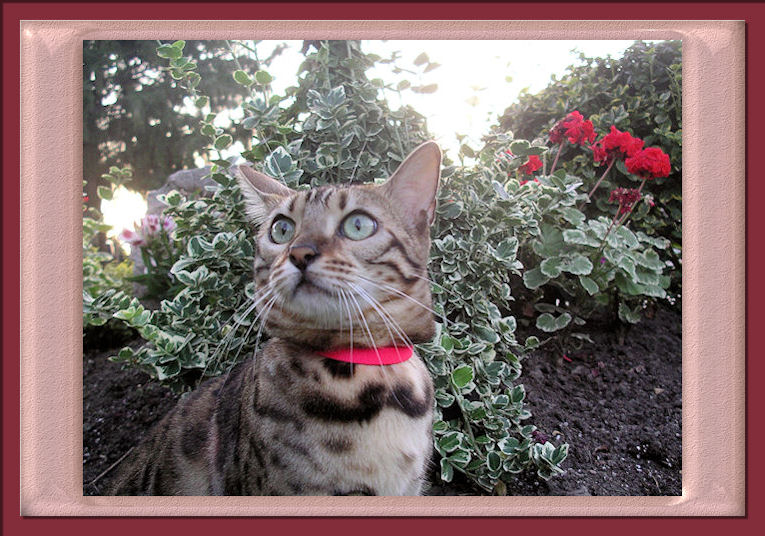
top-left (118, 228), bottom-right (145, 247)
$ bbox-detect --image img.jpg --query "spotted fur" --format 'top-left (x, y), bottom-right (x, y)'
top-left (108, 142), bottom-right (441, 496)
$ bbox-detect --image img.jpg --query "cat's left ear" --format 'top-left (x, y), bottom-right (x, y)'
top-left (381, 141), bottom-right (441, 228)
top-left (234, 165), bottom-right (294, 224)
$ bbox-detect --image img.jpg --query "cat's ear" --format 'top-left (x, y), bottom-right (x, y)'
top-left (381, 141), bottom-right (441, 228)
top-left (234, 165), bottom-right (294, 224)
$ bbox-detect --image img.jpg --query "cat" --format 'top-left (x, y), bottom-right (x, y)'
top-left (107, 141), bottom-right (442, 496)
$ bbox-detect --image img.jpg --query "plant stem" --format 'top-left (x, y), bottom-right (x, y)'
top-left (579, 159), bottom-right (614, 209)
top-left (604, 208), bottom-right (621, 239)
top-left (591, 209), bottom-right (622, 263)
top-left (448, 376), bottom-right (476, 445)
top-left (87, 446), bottom-right (135, 487)
top-left (225, 40), bottom-right (244, 71)
top-left (232, 40), bottom-right (259, 57)
top-left (591, 177), bottom-right (648, 264)
top-left (549, 142), bottom-right (564, 175)
top-left (532, 336), bottom-right (557, 349)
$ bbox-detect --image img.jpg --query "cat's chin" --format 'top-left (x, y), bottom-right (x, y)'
top-left (272, 286), bottom-right (348, 328)
top-left (292, 278), bottom-right (334, 298)
top-left (270, 271), bottom-right (357, 321)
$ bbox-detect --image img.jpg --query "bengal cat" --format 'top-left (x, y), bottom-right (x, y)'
top-left (108, 141), bottom-right (441, 495)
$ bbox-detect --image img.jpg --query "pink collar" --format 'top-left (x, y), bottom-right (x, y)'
top-left (316, 346), bottom-right (413, 366)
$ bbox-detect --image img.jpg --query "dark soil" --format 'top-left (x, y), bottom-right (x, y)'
top-left (508, 304), bottom-right (682, 496)
top-left (83, 306), bottom-right (681, 496)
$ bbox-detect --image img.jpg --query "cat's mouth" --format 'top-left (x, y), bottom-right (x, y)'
top-left (292, 274), bottom-right (333, 297)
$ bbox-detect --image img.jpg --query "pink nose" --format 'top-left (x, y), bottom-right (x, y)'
top-left (289, 244), bottom-right (319, 270)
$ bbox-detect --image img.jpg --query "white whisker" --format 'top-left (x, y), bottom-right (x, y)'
top-left (349, 283), bottom-right (419, 375)
top-left (345, 289), bottom-right (401, 399)
top-left (204, 286), bottom-right (274, 377)
top-left (338, 289), bottom-right (355, 374)
top-left (349, 282), bottom-right (413, 349)
top-left (249, 294), bottom-right (279, 380)
top-left (233, 293), bottom-right (277, 365)
top-left (410, 271), bottom-right (467, 305)
top-left (352, 274), bottom-right (452, 327)
top-left (348, 283), bottom-right (412, 346)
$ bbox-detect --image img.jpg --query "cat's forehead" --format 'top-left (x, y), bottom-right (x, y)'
top-left (281, 184), bottom-right (380, 217)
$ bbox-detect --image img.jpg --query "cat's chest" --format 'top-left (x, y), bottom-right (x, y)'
top-left (254, 345), bottom-right (433, 495)
top-left (312, 407), bottom-right (432, 495)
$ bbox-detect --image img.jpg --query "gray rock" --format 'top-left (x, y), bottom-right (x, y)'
top-left (145, 166), bottom-right (215, 216)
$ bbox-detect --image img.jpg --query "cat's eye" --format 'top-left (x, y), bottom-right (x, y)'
top-left (270, 216), bottom-right (295, 244)
top-left (341, 212), bottom-right (377, 240)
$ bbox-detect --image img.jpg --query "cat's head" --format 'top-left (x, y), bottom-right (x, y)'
top-left (235, 141), bottom-right (441, 350)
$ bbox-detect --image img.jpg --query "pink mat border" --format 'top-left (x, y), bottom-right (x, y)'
top-left (18, 20), bottom-right (744, 516)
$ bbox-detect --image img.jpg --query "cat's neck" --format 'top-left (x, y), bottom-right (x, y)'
top-left (265, 314), bottom-right (434, 351)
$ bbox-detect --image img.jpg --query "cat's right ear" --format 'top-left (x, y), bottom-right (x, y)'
top-left (234, 165), bottom-right (294, 224)
top-left (380, 141), bottom-right (441, 229)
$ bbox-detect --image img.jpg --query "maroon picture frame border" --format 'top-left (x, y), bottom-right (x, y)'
top-left (4, 1), bottom-right (762, 533)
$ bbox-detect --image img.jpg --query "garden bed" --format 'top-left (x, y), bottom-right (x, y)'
top-left (83, 306), bottom-right (681, 496)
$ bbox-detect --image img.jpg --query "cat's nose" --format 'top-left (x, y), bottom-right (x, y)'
top-left (289, 244), bottom-right (319, 271)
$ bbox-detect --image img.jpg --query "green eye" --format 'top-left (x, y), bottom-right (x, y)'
top-left (341, 212), bottom-right (377, 240)
top-left (270, 216), bottom-right (295, 244)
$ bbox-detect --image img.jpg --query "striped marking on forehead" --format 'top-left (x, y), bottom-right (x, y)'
top-left (305, 186), bottom-right (336, 207)
top-left (279, 186), bottom-right (352, 237)
top-left (284, 186), bottom-right (352, 213)
top-left (276, 187), bottom-right (376, 235)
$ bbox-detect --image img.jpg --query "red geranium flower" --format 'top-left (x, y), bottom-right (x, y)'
top-left (625, 147), bottom-right (671, 179)
top-left (519, 155), bottom-right (542, 175)
top-left (549, 111), bottom-right (596, 146)
top-left (609, 187), bottom-right (642, 214)
top-left (592, 126), bottom-right (644, 165)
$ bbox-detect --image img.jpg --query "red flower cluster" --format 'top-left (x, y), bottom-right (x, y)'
top-left (609, 187), bottom-right (642, 214)
top-left (625, 147), bottom-right (671, 180)
top-left (592, 126), bottom-right (644, 165)
top-left (519, 155), bottom-right (542, 175)
top-left (549, 111), bottom-right (596, 146)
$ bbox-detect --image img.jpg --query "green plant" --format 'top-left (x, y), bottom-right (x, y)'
top-left (239, 40), bottom-right (431, 185)
top-left (420, 161), bottom-right (568, 489)
top-left (496, 41), bottom-right (682, 303)
top-left (416, 124), bottom-right (669, 491)
top-left (83, 167), bottom-right (135, 328)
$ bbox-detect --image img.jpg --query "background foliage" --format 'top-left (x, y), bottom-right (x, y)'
top-left (495, 41), bottom-right (682, 302)
top-left (83, 39), bottom-right (681, 494)
top-left (84, 40), bottom-right (282, 198)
